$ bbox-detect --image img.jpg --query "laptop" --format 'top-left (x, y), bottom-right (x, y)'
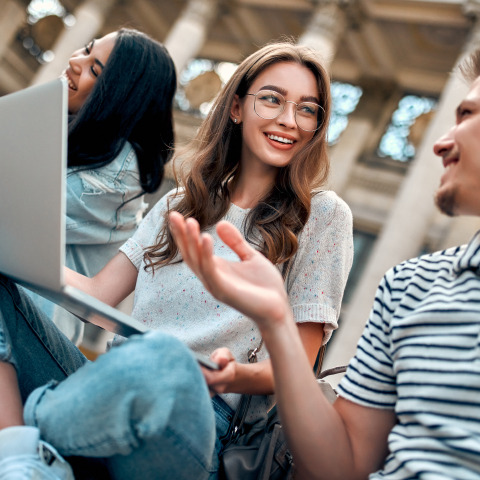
top-left (0, 79), bottom-right (218, 369)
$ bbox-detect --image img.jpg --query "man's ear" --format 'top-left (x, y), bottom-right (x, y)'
top-left (230, 94), bottom-right (242, 125)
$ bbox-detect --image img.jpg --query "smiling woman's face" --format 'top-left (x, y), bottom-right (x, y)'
top-left (62, 32), bottom-right (117, 114)
top-left (230, 61), bottom-right (319, 174)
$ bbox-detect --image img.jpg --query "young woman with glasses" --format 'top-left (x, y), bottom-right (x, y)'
top-left (0, 41), bottom-right (352, 478)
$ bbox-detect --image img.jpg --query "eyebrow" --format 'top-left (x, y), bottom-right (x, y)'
top-left (258, 84), bottom-right (320, 104)
top-left (89, 39), bottom-right (106, 70)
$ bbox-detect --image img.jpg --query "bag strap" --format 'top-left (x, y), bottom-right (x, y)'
top-left (224, 342), bottom-right (261, 443)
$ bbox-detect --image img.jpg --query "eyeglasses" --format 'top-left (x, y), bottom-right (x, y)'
top-left (246, 89), bottom-right (324, 132)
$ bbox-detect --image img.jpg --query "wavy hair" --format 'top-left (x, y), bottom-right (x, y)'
top-left (144, 40), bottom-right (331, 271)
top-left (67, 28), bottom-right (176, 194)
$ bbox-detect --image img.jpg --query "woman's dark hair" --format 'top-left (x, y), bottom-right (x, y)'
top-left (67, 28), bottom-right (176, 194)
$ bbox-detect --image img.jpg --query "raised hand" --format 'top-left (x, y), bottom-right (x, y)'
top-left (168, 212), bottom-right (291, 332)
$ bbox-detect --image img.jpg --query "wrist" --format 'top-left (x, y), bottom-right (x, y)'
top-left (257, 308), bottom-right (295, 344)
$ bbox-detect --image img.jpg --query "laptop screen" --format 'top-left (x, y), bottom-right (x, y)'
top-left (0, 78), bottom-right (67, 290)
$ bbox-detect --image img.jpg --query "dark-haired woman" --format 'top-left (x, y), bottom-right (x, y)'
top-left (30, 28), bottom-right (176, 343)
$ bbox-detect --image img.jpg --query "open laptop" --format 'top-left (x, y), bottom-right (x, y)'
top-left (0, 79), bottom-right (218, 369)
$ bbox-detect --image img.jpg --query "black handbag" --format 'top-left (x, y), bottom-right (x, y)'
top-left (218, 341), bottom-right (345, 480)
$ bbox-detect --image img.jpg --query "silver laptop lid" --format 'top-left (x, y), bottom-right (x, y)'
top-left (0, 78), bottom-right (67, 290)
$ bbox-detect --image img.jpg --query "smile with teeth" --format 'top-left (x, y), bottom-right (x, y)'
top-left (63, 72), bottom-right (77, 91)
top-left (267, 134), bottom-right (294, 144)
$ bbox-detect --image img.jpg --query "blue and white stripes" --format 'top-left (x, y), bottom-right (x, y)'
top-left (338, 232), bottom-right (480, 479)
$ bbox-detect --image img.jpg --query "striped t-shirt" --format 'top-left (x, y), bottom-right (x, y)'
top-left (338, 231), bottom-right (480, 479)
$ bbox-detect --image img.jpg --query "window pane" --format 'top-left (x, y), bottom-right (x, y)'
top-left (377, 95), bottom-right (436, 162)
top-left (328, 81), bottom-right (363, 145)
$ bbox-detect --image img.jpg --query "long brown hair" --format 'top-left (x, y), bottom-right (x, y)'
top-left (144, 40), bottom-right (331, 271)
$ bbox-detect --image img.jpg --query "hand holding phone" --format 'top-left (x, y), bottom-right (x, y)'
top-left (194, 352), bottom-right (220, 370)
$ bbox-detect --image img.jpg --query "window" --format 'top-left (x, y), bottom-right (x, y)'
top-left (328, 81), bottom-right (363, 145)
top-left (377, 94), bottom-right (436, 162)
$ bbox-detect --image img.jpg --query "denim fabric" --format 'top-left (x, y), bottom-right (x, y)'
top-left (0, 276), bottom-right (87, 402)
top-left (65, 141), bottom-right (146, 248)
top-left (1, 276), bottom-right (223, 479)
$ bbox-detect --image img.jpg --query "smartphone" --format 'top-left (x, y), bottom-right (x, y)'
top-left (194, 352), bottom-right (220, 370)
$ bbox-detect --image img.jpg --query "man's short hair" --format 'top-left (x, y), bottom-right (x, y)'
top-left (459, 48), bottom-right (480, 82)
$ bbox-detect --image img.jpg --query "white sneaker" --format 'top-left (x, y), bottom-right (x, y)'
top-left (0, 426), bottom-right (74, 479)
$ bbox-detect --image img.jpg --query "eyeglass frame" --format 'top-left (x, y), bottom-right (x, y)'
top-left (245, 89), bottom-right (325, 132)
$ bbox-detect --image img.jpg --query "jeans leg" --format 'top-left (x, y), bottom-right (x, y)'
top-left (0, 275), bottom-right (87, 403)
top-left (24, 331), bottom-right (218, 479)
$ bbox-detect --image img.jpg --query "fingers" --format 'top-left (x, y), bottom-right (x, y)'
top-left (169, 211), bottom-right (188, 254)
top-left (184, 217), bottom-right (201, 266)
top-left (169, 212), bottom-right (205, 272)
top-left (169, 212), bottom-right (222, 280)
top-left (216, 221), bottom-right (257, 262)
top-left (210, 347), bottom-right (235, 368)
top-left (170, 212), bottom-right (254, 266)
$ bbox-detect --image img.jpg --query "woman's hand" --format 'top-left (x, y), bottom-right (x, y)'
top-left (202, 348), bottom-right (275, 396)
top-left (201, 348), bottom-right (236, 394)
top-left (169, 212), bottom-right (292, 333)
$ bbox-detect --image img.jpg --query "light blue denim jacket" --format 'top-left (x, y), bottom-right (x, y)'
top-left (65, 141), bottom-right (146, 276)
top-left (28, 141), bottom-right (147, 342)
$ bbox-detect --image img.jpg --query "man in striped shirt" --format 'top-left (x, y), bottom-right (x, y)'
top-left (171, 49), bottom-right (480, 480)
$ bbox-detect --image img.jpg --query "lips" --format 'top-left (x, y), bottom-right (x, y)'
top-left (265, 132), bottom-right (297, 146)
top-left (266, 134), bottom-right (294, 144)
top-left (443, 156), bottom-right (458, 168)
top-left (440, 155), bottom-right (459, 186)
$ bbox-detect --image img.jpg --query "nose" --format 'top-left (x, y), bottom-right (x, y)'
top-left (433, 128), bottom-right (454, 158)
top-left (276, 101), bottom-right (297, 129)
top-left (69, 54), bottom-right (83, 74)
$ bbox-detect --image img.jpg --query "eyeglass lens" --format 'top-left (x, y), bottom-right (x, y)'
top-left (253, 90), bottom-right (322, 132)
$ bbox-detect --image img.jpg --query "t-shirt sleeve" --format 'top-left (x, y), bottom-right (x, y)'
top-left (119, 189), bottom-right (177, 270)
top-left (337, 268), bottom-right (397, 409)
top-left (286, 191), bottom-right (354, 343)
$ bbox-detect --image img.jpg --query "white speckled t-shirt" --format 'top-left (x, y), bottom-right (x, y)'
top-left (118, 189), bottom-right (353, 422)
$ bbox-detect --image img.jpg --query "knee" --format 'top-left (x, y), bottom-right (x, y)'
top-left (107, 332), bottom-right (206, 400)
top-left (98, 332), bottom-right (214, 436)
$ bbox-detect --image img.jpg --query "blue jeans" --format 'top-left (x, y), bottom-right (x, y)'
top-left (0, 275), bottom-right (231, 479)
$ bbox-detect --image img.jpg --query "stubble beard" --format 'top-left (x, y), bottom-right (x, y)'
top-left (434, 185), bottom-right (457, 217)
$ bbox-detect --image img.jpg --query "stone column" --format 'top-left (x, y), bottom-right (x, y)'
top-left (299, 0), bottom-right (363, 195)
top-left (329, 82), bottom-right (391, 194)
top-left (0, 0), bottom-right (25, 60)
top-left (298, 0), bottom-right (347, 70)
top-left (325, 13), bottom-right (480, 371)
top-left (31, 0), bottom-right (116, 86)
top-left (163, 0), bottom-right (219, 76)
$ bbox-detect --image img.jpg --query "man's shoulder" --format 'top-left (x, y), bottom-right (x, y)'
top-left (386, 244), bottom-right (466, 283)
top-left (405, 244), bottom-right (464, 267)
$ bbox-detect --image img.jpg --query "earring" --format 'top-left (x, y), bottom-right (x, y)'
top-left (234, 118), bottom-right (237, 123)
